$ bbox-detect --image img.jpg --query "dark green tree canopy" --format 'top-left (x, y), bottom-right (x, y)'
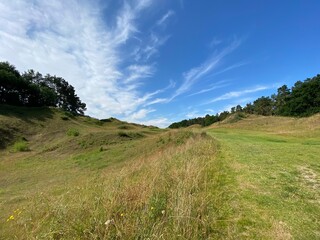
top-left (279, 75), bottom-right (320, 116)
top-left (170, 74), bottom-right (320, 128)
top-left (252, 96), bottom-right (273, 116)
top-left (0, 61), bottom-right (86, 115)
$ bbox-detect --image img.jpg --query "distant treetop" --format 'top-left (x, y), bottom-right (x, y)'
top-left (169, 74), bottom-right (320, 128)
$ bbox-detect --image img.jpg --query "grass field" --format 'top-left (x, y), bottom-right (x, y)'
top-left (1, 106), bottom-right (319, 239)
top-left (207, 128), bottom-right (320, 239)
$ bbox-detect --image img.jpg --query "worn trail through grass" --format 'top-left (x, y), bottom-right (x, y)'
top-left (1, 107), bottom-right (320, 239)
top-left (208, 128), bottom-right (320, 239)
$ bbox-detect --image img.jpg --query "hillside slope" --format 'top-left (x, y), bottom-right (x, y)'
top-left (212, 113), bottom-right (320, 137)
top-left (1, 106), bottom-right (319, 239)
top-left (1, 105), bottom-right (220, 239)
top-left (208, 114), bottom-right (320, 239)
top-left (0, 105), bottom-right (160, 150)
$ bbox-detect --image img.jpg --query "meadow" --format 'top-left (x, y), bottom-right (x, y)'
top-left (0, 106), bottom-right (319, 239)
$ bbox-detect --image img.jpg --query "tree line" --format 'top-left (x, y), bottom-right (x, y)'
top-left (169, 74), bottom-right (320, 128)
top-left (0, 61), bottom-right (86, 115)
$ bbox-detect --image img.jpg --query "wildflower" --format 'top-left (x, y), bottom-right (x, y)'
top-left (120, 213), bottom-right (124, 217)
top-left (151, 207), bottom-right (154, 210)
top-left (161, 210), bottom-right (165, 215)
top-left (7, 215), bottom-right (14, 222)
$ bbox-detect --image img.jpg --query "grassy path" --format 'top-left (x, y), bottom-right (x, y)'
top-left (1, 106), bottom-right (319, 239)
top-left (208, 128), bottom-right (320, 239)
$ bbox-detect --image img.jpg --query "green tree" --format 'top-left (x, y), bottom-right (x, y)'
top-left (243, 103), bottom-right (254, 114)
top-left (1, 61), bottom-right (86, 115)
top-left (22, 70), bottom-right (57, 107)
top-left (281, 75), bottom-right (320, 116)
top-left (235, 105), bottom-right (243, 112)
top-left (45, 75), bottom-right (86, 115)
top-left (253, 96), bottom-right (274, 116)
top-left (0, 62), bottom-right (29, 105)
top-left (218, 111), bottom-right (230, 121)
top-left (273, 85), bottom-right (291, 115)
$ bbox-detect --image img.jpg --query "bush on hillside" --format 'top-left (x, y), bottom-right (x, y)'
top-left (66, 128), bottom-right (80, 137)
top-left (12, 140), bottom-right (29, 152)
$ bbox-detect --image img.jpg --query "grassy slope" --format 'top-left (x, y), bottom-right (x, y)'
top-left (208, 114), bottom-right (320, 239)
top-left (1, 106), bottom-right (319, 239)
top-left (0, 106), bottom-right (223, 239)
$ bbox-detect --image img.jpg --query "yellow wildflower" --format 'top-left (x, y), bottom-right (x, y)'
top-left (7, 215), bottom-right (14, 222)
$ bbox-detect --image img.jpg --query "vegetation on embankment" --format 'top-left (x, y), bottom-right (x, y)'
top-left (1, 106), bottom-right (320, 239)
top-left (207, 126), bottom-right (320, 239)
top-left (0, 105), bottom-right (225, 239)
top-left (0, 61), bottom-right (86, 114)
top-left (169, 74), bottom-right (320, 128)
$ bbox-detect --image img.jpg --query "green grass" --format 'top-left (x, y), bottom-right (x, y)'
top-left (207, 127), bottom-right (320, 239)
top-left (1, 106), bottom-right (320, 239)
top-left (12, 140), bottom-right (29, 152)
top-left (1, 130), bottom-right (220, 239)
top-left (66, 128), bottom-right (80, 137)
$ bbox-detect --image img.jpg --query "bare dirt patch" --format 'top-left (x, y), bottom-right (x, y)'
top-left (299, 166), bottom-right (320, 191)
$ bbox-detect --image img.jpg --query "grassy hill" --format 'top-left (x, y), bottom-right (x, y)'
top-left (214, 112), bottom-right (320, 137)
top-left (1, 106), bottom-right (319, 239)
top-left (0, 105), bottom-right (218, 239)
top-left (208, 114), bottom-right (320, 239)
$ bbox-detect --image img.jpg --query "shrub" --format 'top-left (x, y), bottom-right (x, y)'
top-left (66, 128), bottom-right (80, 137)
top-left (100, 118), bottom-right (112, 123)
top-left (237, 112), bottom-right (247, 118)
top-left (118, 125), bottom-right (131, 130)
top-left (201, 131), bottom-right (208, 138)
top-left (130, 132), bottom-right (144, 138)
top-left (13, 140), bottom-right (29, 152)
top-left (118, 131), bottom-right (130, 138)
top-left (118, 131), bottom-right (144, 138)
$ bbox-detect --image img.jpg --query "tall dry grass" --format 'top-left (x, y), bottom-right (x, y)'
top-left (3, 131), bottom-right (229, 239)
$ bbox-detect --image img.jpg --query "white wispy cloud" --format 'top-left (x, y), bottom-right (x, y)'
top-left (207, 61), bottom-right (249, 78)
top-left (144, 98), bottom-right (170, 106)
top-left (143, 80), bottom-right (176, 106)
top-left (185, 111), bottom-right (202, 119)
top-left (132, 9), bottom-right (173, 63)
top-left (157, 10), bottom-right (175, 26)
top-left (135, 117), bottom-right (170, 128)
top-left (172, 39), bottom-right (241, 98)
top-left (124, 64), bottom-right (155, 84)
top-left (209, 37), bottom-right (222, 48)
top-left (206, 86), bottom-right (269, 104)
top-left (188, 80), bottom-right (230, 96)
top-left (133, 33), bottom-right (171, 62)
top-left (0, 0), bottom-right (170, 125)
top-left (128, 108), bottom-right (155, 120)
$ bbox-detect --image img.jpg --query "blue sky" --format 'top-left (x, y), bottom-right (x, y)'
top-left (1, 0), bottom-right (320, 127)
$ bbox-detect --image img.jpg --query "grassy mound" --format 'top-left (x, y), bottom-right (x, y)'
top-left (1, 105), bottom-right (319, 239)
